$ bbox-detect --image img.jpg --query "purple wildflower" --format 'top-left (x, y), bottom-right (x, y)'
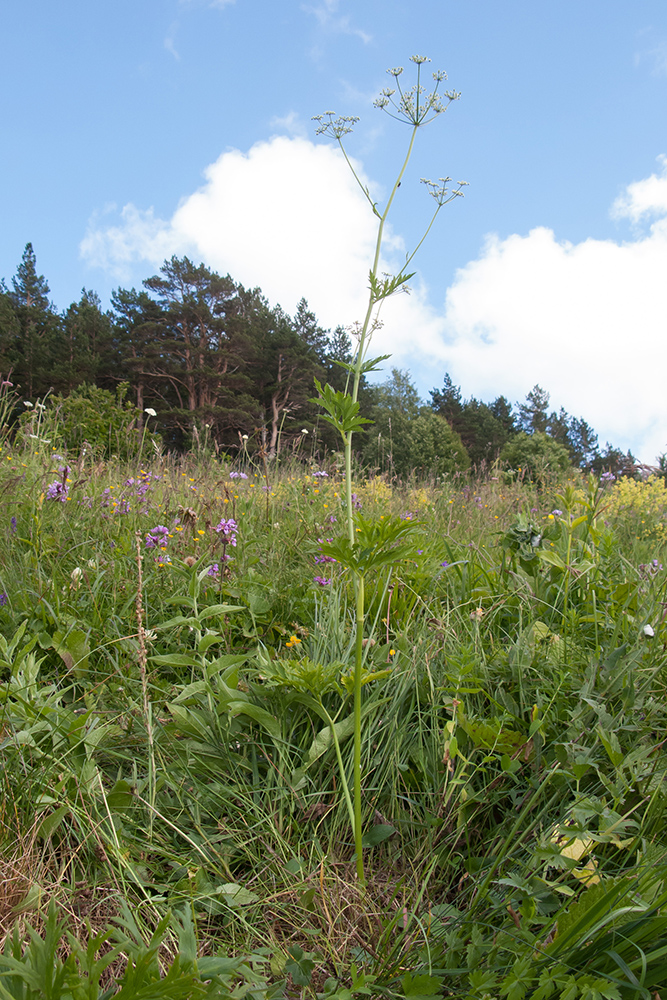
top-left (315, 538), bottom-right (337, 564)
top-left (552, 509), bottom-right (564, 517)
top-left (215, 518), bottom-right (238, 545)
top-left (314, 575), bottom-right (332, 586)
top-left (351, 493), bottom-right (362, 510)
top-left (0, 593), bottom-right (7, 606)
top-left (441, 561), bottom-right (449, 568)
top-left (10, 516), bottom-right (17, 535)
top-left (145, 525), bottom-right (169, 549)
top-left (229, 471), bottom-right (248, 479)
top-left (313, 470), bottom-right (329, 478)
top-left (207, 563), bottom-right (220, 577)
top-left (600, 471), bottom-right (616, 483)
top-left (45, 481), bottom-right (69, 502)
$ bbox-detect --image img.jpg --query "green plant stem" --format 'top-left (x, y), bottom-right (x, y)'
top-left (343, 124), bottom-right (419, 540)
top-left (336, 124), bottom-right (421, 884)
top-left (319, 702), bottom-right (355, 834)
top-left (353, 571), bottom-right (365, 883)
top-left (349, 124), bottom-right (418, 409)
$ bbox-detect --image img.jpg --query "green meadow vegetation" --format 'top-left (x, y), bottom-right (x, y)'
top-left (2, 435), bottom-right (667, 1000)
top-left (2, 56), bottom-right (667, 1000)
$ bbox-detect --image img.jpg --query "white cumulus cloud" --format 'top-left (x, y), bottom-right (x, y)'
top-left (437, 218), bottom-right (667, 464)
top-left (81, 140), bottom-right (667, 463)
top-left (611, 154), bottom-right (667, 223)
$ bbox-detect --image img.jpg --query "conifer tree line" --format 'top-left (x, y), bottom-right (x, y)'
top-left (0, 243), bottom-right (640, 476)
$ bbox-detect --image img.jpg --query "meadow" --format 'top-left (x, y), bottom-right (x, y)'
top-left (1, 436), bottom-right (667, 1000)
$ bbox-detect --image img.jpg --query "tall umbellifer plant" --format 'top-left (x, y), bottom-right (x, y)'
top-left (312, 56), bottom-right (467, 883)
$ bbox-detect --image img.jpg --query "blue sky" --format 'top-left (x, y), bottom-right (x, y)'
top-left (3, 1), bottom-right (667, 460)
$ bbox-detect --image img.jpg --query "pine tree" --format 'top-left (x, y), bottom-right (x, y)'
top-left (9, 244), bottom-right (60, 397)
top-left (517, 385), bottom-right (550, 434)
top-left (52, 289), bottom-right (113, 393)
top-left (293, 298), bottom-right (329, 360)
top-left (430, 373), bottom-right (463, 425)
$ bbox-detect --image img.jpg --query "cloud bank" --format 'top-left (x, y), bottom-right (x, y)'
top-left (81, 144), bottom-right (667, 462)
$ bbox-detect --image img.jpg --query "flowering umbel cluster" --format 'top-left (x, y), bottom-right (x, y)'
top-left (373, 56), bottom-right (461, 127)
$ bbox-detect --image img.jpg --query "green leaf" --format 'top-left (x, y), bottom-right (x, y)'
top-left (106, 779), bottom-right (134, 813)
top-left (399, 972), bottom-right (443, 1000)
top-left (227, 701), bottom-right (281, 741)
top-left (155, 615), bottom-right (201, 630)
top-left (149, 653), bottom-right (198, 667)
top-left (538, 549), bottom-right (566, 570)
top-left (198, 603), bottom-right (245, 620)
top-left (305, 714), bottom-right (355, 765)
top-left (311, 379), bottom-right (373, 438)
top-left (37, 805), bottom-right (69, 839)
top-left (164, 595), bottom-right (197, 610)
top-left (285, 945), bottom-right (316, 986)
top-left (369, 270), bottom-right (416, 302)
top-left (362, 824), bottom-right (396, 847)
top-left (52, 629), bottom-right (89, 677)
top-left (216, 882), bottom-right (259, 906)
top-left (197, 633), bottom-right (223, 653)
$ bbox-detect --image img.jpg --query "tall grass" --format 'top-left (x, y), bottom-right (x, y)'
top-left (1, 443), bottom-right (667, 998)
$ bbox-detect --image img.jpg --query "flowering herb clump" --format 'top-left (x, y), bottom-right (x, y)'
top-left (45, 480), bottom-right (69, 502)
top-left (145, 525), bottom-right (169, 549)
top-left (229, 471), bottom-right (248, 480)
top-left (215, 518), bottom-right (238, 565)
top-left (215, 518), bottom-right (238, 545)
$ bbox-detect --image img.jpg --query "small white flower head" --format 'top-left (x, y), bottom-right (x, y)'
top-left (36, 402), bottom-right (46, 410)
top-left (87, 559), bottom-right (96, 569)
top-left (70, 567), bottom-right (83, 590)
top-left (301, 428), bottom-right (309, 435)
top-left (312, 112), bottom-right (360, 139)
top-left (144, 407), bottom-right (157, 417)
top-left (421, 176), bottom-right (468, 206)
top-left (643, 624), bottom-right (655, 637)
top-left (24, 401), bottom-right (33, 408)
top-left (373, 55), bottom-right (459, 127)
top-left (242, 434), bottom-right (249, 440)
